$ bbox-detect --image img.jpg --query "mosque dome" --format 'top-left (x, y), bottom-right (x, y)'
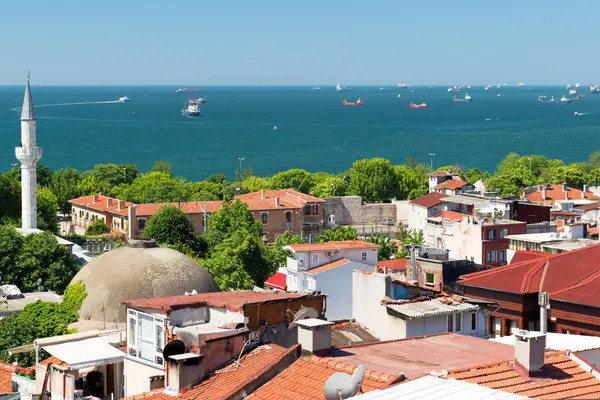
top-left (70, 239), bottom-right (219, 326)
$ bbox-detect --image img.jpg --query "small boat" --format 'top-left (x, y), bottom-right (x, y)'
top-left (342, 98), bottom-right (364, 106)
top-left (575, 82), bottom-right (581, 88)
top-left (312, 86), bottom-right (322, 91)
top-left (560, 95), bottom-right (571, 103)
top-left (181, 98), bottom-right (201, 117)
top-left (518, 82), bottom-right (525, 87)
top-left (273, 125), bottom-right (279, 130)
top-left (336, 84), bottom-right (350, 92)
top-left (447, 86), bottom-right (461, 93)
top-left (590, 85), bottom-right (600, 94)
top-left (578, 93), bottom-right (585, 99)
top-left (118, 96), bottom-right (131, 103)
top-left (453, 93), bottom-right (472, 102)
top-left (485, 85), bottom-right (492, 91)
top-left (379, 87), bottom-right (388, 91)
top-left (569, 89), bottom-right (577, 95)
top-left (574, 112), bottom-right (581, 116)
top-left (398, 83), bottom-right (411, 88)
top-left (566, 84), bottom-right (572, 89)
top-left (176, 87), bottom-right (199, 93)
top-left (197, 97), bottom-right (207, 104)
top-left (496, 84), bottom-right (501, 89)
top-left (397, 94), bottom-right (402, 98)
top-left (550, 96), bottom-right (556, 103)
top-left (408, 102), bottom-right (428, 109)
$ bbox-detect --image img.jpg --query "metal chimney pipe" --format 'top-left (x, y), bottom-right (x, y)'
top-left (538, 292), bottom-right (549, 334)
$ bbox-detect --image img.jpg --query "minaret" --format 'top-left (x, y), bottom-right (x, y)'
top-left (15, 71), bottom-right (42, 229)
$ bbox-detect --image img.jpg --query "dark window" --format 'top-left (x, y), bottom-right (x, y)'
top-left (471, 313), bottom-right (477, 330)
top-left (447, 315), bottom-right (454, 332)
top-left (261, 213), bottom-right (268, 224)
top-left (425, 273), bottom-right (434, 285)
top-left (138, 218), bottom-right (146, 230)
top-left (312, 204), bottom-right (319, 215)
top-left (487, 229), bottom-right (497, 240)
top-left (304, 205), bottom-right (311, 216)
top-left (285, 211), bottom-right (292, 223)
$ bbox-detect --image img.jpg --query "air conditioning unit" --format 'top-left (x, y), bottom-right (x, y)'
top-left (325, 251), bottom-right (333, 257)
top-left (298, 260), bottom-right (304, 267)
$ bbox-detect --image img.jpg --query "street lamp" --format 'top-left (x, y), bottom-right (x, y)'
top-left (428, 153), bottom-right (435, 170)
top-left (238, 157), bottom-right (245, 171)
top-left (123, 167), bottom-right (126, 181)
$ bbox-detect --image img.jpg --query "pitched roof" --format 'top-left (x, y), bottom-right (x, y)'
top-left (447, 351), bottom-right (600, 399)
top-left (264, 272), bottom-right (287, 290)
top-left (459, 243), bottom-right (600, 297)
top-left (286, 240), bottom-right (380, 252)
top-left (384, 296), bottom-right (479, 319)
top-left (331, 321), bottom-right (379, 348)
top-left (248, 355), bottom-right (400, 399)
top-left (236, 189), bottom-right (323, 211)
top-left (434, 180), bottom-right (469, 190)
top-left (135, 201), bottom-right (223, 217)
top-left (69, 194), bottom-right (136, 216)
top-left (442, 210), bottom-right (468, 221)
top-left (409, 192), bottom-right (449, 208)
top-left (526, 185), bottom-right (600, 202)
top-left (574, 202), bottom-right (600, 212)
top-left (125, 344), bottom-right (296, 400)
top-left (306, 258), bottom-right (371, 275)
top-left (509, 250), bottom-right (550, 265)
top-left (0, 361), bottom-right (15, 395)
top-left (123, 291), bottom-right (321, 313)
top-left (39, 355), bottom-right (69, 368)
top-left (376, 258), bottom-right (406, 272)
top-left (429, 170), bottom-right (455, 177)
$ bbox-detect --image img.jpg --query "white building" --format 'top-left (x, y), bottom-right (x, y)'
top-left (407, 192), bottom-right (448, 242)
top-left (15, 72), bottom-right (42, 230)
top-left (273, 241), bottom-right (379, 320)
top-left (352, 271), bottom-right (487, 341)
top-left (428, 170), bottom-right (463, 193)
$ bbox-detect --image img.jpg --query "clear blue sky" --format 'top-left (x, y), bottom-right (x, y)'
top-left (2, 0), bottom-right (600, 85)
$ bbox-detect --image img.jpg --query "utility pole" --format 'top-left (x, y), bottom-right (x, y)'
top-left (429, 153), bottom-right (435, 170)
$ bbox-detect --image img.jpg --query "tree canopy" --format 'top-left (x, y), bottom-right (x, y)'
top-left (142, 206), bottom-right (205, 255)
top-left (316, 226), bottom-right (358, 243)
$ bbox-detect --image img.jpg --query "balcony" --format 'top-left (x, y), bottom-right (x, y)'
top-left (15, 145), bottom-right (42, 164)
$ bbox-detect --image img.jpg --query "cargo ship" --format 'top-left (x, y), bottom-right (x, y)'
top-left (453, 94), bottom-right (472, 102)
top-left (181, 98), bottom-right (201, 116)
top-left (336, 84), bottom-right (351, 92)
top-left (408, 102), bottom-right (428, 109)
top-left (176, 87), bottom-right (199, 93)
top-left (342, 98), bottom-right (364, 106)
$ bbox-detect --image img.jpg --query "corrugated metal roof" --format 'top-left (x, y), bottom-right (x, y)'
top-left (353, 375), bottom-right (528, 399)
top-left (385, 297), bottom-right (478, 319)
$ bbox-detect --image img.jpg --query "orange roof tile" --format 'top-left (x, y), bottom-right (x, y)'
top-left (135, 201), bottom-right (223, 216)
top-left (377, 258), bottom-right (407, 272)
top-left (237, 189), bottom-right (324, 211)
top-left (286, 240), bottom-right (380, 252)
top-left (409, 192), bottom-right (449, 208)
top-left (526, 185), bottom-right (600, 203)
top-left (447, 351), bottom-right (600, 399)
top-left (69, 194), bottom-right (136, 216)
top-left (434, 180), bottom-right (468, 190)
top-left (124, 344), bottom-right (296, 400)
top-left (442, 210), bottom-right (469, 221)
top-left (0, 361), bottom-right (15, 394)
top-left (248, 355), bottom-right (400, 399)
top-left (305, 258), bottom-right (368, 275)
top-left (39, 355), bottom-right (69, 368)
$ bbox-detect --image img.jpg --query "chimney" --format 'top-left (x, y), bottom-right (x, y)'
top-left (405, 244), bottom-right (419, 283)
top-left (541, 189), bottom-right (546, 200)
top-left (118, 199), bottom-right (126, 211)
top-left (107, 198), bottom-right (113, 208)
top-left (128, 206), bottom-right (137, 239)
top-left (583, 184), bottom-right (589, 198)
top-left (275, 197), bottom-right (280, 207)
top-left (261, 189), bottom-right (265, 200)
top-left (514, 330), bottom-right (546, 374)
top-left (296, 319), bottom-right (333, 353)
top-left (166, 353), bottom-right (204, 394)
top-left (539, 292), bottom-right (549, 334)
top-left (562, 182), bottom-right (568, 192)
top-left (92, 194), bottom-right (99, 203)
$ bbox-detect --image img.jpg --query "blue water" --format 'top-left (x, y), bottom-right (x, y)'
top-left (0, 85), bottom-right (598, 180)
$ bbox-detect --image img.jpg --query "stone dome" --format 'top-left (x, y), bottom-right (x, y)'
top-left (70, 239), bottom-right (219, 325)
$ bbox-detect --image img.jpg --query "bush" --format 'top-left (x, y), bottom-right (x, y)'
top-left (85, 219), bottom-right (110, 236)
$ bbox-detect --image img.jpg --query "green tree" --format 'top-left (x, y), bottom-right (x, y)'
top-left (49, 168), bottom-right (82, 214)
top-left (316, 226), bottom-right (358, 243)
top-left (0, 225), bottom-right (24, 284)
top-left (201, 241), bottom-right (255, 291)
top-left (117, 171), bottom-right (188, 203)
top-left (487, 166), bottom-right (536, 196)
top-left (235, 167), bottom-right (255, 183)
top-left (266, 231), bottom-right (305, 268)
top-left (395, 227), bottom-right (424, 258)
top-left (310, 174), bottom-right (347, 198)
top-left (78, 163), bottom-right (139, 197)
top-left (204, 200), bottom-right (262, 248)
top-left (395, 165), bottom-right (428, 200)
top-left (186, 180), bottom-right (223, 201)
top-left (142, 206), bottom-right (204, 255)
top-left (270, 169), bottom-right (315, 194)
top-left (37, 164), bottom-right (54, 188)
top-left (463, 168), bottom-right (489, 184)
top-left (37, 186), bottom-right (59, 233)
top-left (365, 235), bottom-right (393, 261)
top-left (0, 173), bottom-right (21, 224)
top-left (15, 231), bottom-right (78, 293)
top-left (85, 219), bottom-right (110, 236)
top-left (347, 158), bottom-right (396, 202)
top-left (150, 160), bottom-right (173, 175)
top-left (436, 165), bottom-right (463, 175)
top-left (242, 176), bottom-right (273, 193)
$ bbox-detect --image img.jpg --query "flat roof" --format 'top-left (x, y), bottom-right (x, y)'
top-left (541, 239), bottom-right (599, 251)
top-left (315, 333), bottom-right (515, 378)
top-left (505, 233), bottom-right (565, 243)
top-left (490, 332), bottom-right (600, 352)
top-left (481, 219), bottom-right (524, 226)
top-left (385, 298), bottom-right (478, 319)
top-left (442, 195), bottom-right (491, 205)
top-left (296, 318), bottom-right (333, 328)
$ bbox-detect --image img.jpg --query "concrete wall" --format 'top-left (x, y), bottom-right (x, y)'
top-left (316, 261), bottom-right (374, 320)
top-left (408, 203), bottom-right (443, 234)
top-left (442, 220), bottom-right (483, 263)
top-left (405, 311), bottom-right (487, 338)
top-left (123, 357), bottom-right (164, 398)
top-left (323, 196), bottom-right (396, 226)
top-left (208, 307), bottom-right (246, 326)
top-left (171, 307), bottom-right (210, 327)
top-left (392, 200), bottom-right (410, 225)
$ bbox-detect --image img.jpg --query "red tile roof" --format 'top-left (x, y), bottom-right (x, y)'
top-left (264, 272), bottom-right (287, 290)
top-left (135, 201), bottom-right (223, 217)
top-left (0, 361), bottom-right (15, 394)
top-left (409, 192), bottom-right (449, 208)
top-left (574, 202), bottom-right (600, 212)
top-left (509, 250), bottom-right (550, 265)
top-left (123, 291), bottom-right (321, 313)
top-left (526, 185), bottom-right (600, 203)
top-left (459, 243), bottom-right (600, 299)
top-left (69, 194), bottom-right (136, 216)
top-left (428, 170), bottom-right (454, 177)
top-left (588, 228), bottom-right (599, 235)
top-left (125, 344), bottom-right (296, 400)
top-left (442, 210), bottom-right (468, 221)
top-left (236, 189), bottom-right (323, 211)
top-left (286, 240), bottom-right (380, 252)
top-left (305, 258), bottom-right (367, 275)
top-left (447, 351), bottom-right (600, 399)
top-left (248, 355), bottom-right (400, 399)
top-left (434, 180), bottom-right (468, 190)
top-left (39, 355), bottom-right (69, 368)
top-left (551, 211), bottom-right (580, 217)
top-left (377, 258), bottom-right (407, 272)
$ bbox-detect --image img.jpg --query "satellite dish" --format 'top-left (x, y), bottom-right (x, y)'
top-left (288, 308), bottom-right (309, 329)
top-left (323, 365), bottom-right (365, 400)
top-left (162, 339), bottom-right (186, 361)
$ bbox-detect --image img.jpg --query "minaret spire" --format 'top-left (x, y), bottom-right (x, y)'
top-left (15, 71), bottom-right (42, 230)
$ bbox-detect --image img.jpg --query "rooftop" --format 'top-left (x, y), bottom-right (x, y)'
top-left (434, 180), bottom-right (469, 190)
top-left (135, 201), bottom-right (223, 216)
top-left (574, 201), bottom-right (600, 212)
top-left (509, 250), bottom-right (550, 265)
top-left (505, 232), bottom-right (569, 243)
top-left (0, 361), bottom-right (15, 395)
top-left (331, 321), bottom-right (379, 348)
top-left (447, 351), bottom-right (600, 399)
top-left (264, 272), bottom-right (287, 291)
top-left (383, 296), bottom-right (479, 319)
top-left (69, 194), bottom-right (135, 216)
top-left (409, 192), bottom-right (448, 208)
top-left (490, 333), bottom-right (600, 352)
top-left (285, 240), bottom-right (380, 252)
top-left (541, 239), bottom-right (599, 252)
top-left (526, 184), bottom-right (600, 203)
top-left (442, 195), bottom-right (493, 206)
top-left (429, 170), bottom-right (457, 177)
top-left (376, 258), bottom-right (406, 272)
top-left (125, 344), bottom-right (296, 400)
top-left (315, 333), bottom-right (515, 378)
top-left (236, 189), bottom-right (324, 210)
top-left (248, 354), bottom-right (401, 399)
top-left (123, 290), bottom-right (322, 313)
top-left (306, 258), bottom-right (374, 275)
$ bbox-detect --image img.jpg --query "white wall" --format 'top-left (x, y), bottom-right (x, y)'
top-left (208, 307), bottom-right (246, 326)
top-left (407, 311), bottom-right (487, 338)
top-left (425, 222), bottom-right (444, 248)
top-left (393, 200), bottom-right (411, 225)
top-left (442, 220), bottom-right (483, 263)
top-left (123, 357), bottom-right (163, 398)
top-left (408, 205), bottom-right (428, 234)
top-left (289, 247), bottom-right (378, 271)
top-left (316, 261), bottom-right (373, 320)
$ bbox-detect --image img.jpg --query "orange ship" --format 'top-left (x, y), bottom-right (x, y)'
top-left (342, 98), bottom-right (364, 106)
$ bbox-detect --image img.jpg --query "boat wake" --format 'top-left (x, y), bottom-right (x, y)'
top-left (10, 100), bottom-right (120, 112)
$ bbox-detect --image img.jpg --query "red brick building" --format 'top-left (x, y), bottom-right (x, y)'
top-left (458, 244), bottom-right (600, 337)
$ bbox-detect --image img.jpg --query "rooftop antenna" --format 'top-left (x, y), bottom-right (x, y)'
top-left (324, 364), bottom-right (366, 400)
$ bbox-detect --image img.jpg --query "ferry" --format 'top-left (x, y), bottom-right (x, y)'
top-left (336, 84), bottom-right (350, 92)
top-left (408, 102), bottom-right (428, 109)
top-left (398, 84), bottom-right (411, 88)
top-left (447, 86), bottom-right (461, 93)
top-left (181, 98), bottom-right (201, 117)
top-left (569, 89), bottom-right (577, 95)
top-left (342, 98), bottom-right (364, 106)
top-left (518, 82), bottom-right (525, 87)
top-left (560, 95), bottom-right (571, 103)
top-left (118, 96), bottom-right (131, 103)
top-left (197, 97), bottom-right (207, 104)
top-left (453, 94), bottom-right (472, 102)
top-left (484, 85), bottom-right (492, 91)
top-left (176, 87), bottom-right (199, 93)
top-left (590, 85), bottom-right (600, 94)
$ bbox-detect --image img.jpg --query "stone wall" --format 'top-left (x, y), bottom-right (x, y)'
top-left (323, 196), bottom-right (397, 226)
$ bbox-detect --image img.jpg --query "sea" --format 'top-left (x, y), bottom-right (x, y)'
top-left (0, 85), bottom-right (598, 181)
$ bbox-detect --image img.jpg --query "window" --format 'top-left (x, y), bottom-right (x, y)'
top-left (138, 218), bottom-right (146, 231)
top-left (261, 212), bottom-right (268, 224)
top-left (499, 250), bottom-right (506, 262)
top-left (499, 228), bottom-right (509, 239)
top-left (487, 229), bottom-right (497, 240)
top-left (304, 205), bottom-right (311, 216)
top-left (312, 204), bottom-right (319, 216)
top-left (311, 253), bottom-right (319, 265)
top-left (486, 250), bottom-right (497, 263)
top-left (492, 317), bottom-right (501, 338)
top-left (447, 315), bottom-right (454, 332)
top-left (508, 319), bottom-right (518, 335)
top-left (455, 313), bottom-right (462, 332)
top-left (361, 252), bottom-right (367, 262)
top-left (425, 272), bottom-right (435, 285)
top-left (471, 313), bottom-right (477, 331)
top-left (127, 309), bottom-right (165, 366)
top-left (285, 211), bottom-right (292, 223)
top-left (121, 217), bottom-right (124, 230)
